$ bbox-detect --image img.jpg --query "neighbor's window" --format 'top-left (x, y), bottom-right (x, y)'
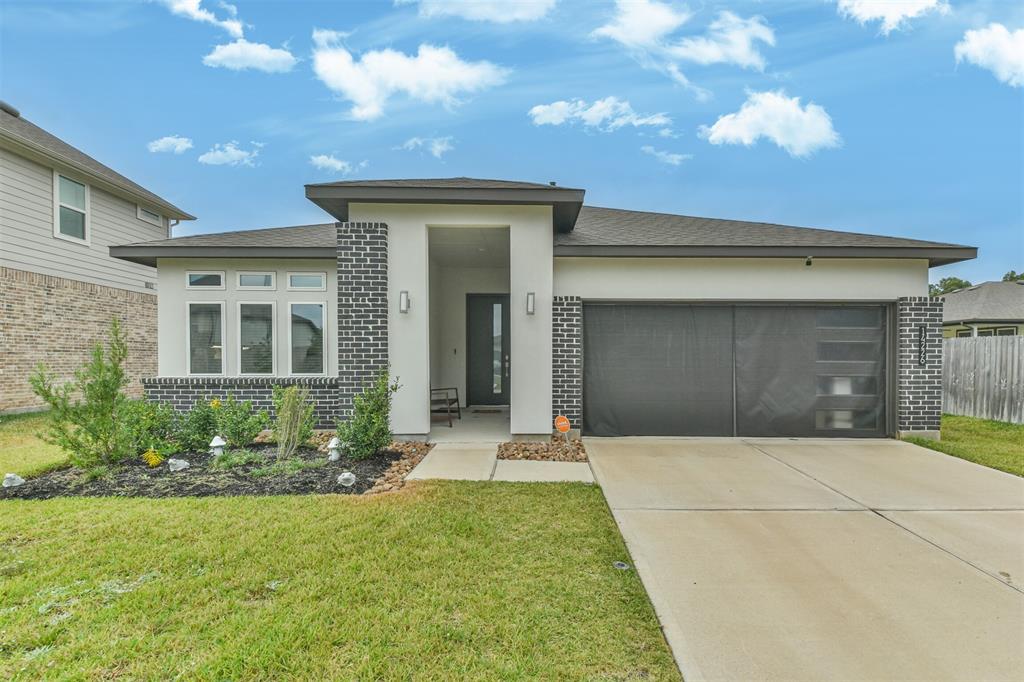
top-left (186, 271), bottom-right (225, 289)
top-left (290, 302), bottom-right (324, 374)
top-left (287, 272), bottom-right (326, 291)
top-left (188, 302), bottom-right (224, 375)
top-left (137, 205), bottom-right (162, 226)
top-left (996, 327), bottom-right (1018, 336)
top-left (955, 329), bottom-right (973, 338)
top-left (54, 173), bottom-right (88, 242)
top-left (239, 303), bottom-right (274, 375)
top-left (238, 272), bottom-right (276, 289)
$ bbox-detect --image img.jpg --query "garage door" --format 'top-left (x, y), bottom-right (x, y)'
top-left (582, 304), bottom-right (888, 438)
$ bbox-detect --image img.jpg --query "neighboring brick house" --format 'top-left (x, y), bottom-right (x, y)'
top-left (110, 178), bottom-right (976, 441)
top-left (0, 102), bottom-right (194, 413)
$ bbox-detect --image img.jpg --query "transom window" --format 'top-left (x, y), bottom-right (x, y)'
top-left (238, 272), bottom-right (276, 290)
top-left (188, 302), bottom-right (224, 375)
top-left (287, 272), bottom-right (327, 291)
top-left (186, 271), bottom-right (225, 289)
top-left (54, 173), bottom-right (89, 243)
top-left (137, 205), bottom-right (163, 226)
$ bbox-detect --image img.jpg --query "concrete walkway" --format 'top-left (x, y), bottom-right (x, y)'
top-left (588, 438), bottom-right (1024, 682)
top-left (406, 442), bottom-right (593, 483)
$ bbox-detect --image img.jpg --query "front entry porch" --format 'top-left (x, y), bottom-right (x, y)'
top-left (429, 406), bottom-right (511, 443)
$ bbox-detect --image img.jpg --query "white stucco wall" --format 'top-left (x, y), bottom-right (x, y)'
top-left (349, 203), bottom-right (553, 436)
top-left (554, 257), bottom-right (929, 300)
top-left (156, 258), bottom-right (337, 377)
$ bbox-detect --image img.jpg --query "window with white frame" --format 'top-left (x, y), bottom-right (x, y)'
top-left (237, 272), bottom-right (276, 290)
top-left (54, 173), bottom-right (89, 242)
top-left (186, 271), bottom-right (225, 289)
top-left (239, 302), bottom-right (275, 375)
top-left (287, 272), bottom-right (327, 291)
top-left (137, 205), bottom-right (163, 226)
top-left (188, 302), bottom-right (224, 375)
top-left (290, 302), bottom-right (325, 374)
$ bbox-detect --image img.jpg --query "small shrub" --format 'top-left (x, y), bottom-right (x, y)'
top-left (29, 318), bottom-right (134, 469)
top-left (216, 395), bottom-right (269, 449)
top-left (336, 369), bottom-right (399, 461)
top-left (122, 399), bottom-right (179, 456)
top-left (176, 399), bottom-right (219, 452)
top-left (210, 449), bottom-right (266, 470)
top-left (141, 448), bottom-right (164, 468)
top-left (272, 386), bottom-right (315, 459)
top-left (251, 458), bottom-right (325, 478)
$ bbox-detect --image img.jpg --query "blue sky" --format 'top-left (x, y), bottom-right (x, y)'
top-left (2, 0), bottom-right (1021, 283)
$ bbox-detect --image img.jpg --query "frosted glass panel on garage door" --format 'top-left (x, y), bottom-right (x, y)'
top-left (583, 304), bottom-right (734, 436)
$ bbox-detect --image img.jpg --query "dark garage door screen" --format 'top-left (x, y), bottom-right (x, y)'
top-left (582, 304), bottom-right (887, 437)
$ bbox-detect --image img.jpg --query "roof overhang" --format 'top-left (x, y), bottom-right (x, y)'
top-left (943, 318), bottom-right (1024, 326)
top-left (552, 244), bottom-right (978, 267)
top-left (0, 130), bottom-right (196, 221)
top-left (305, 184), bottom-right (586, 232)
top-left (109, 245), bottom-right (335, 267)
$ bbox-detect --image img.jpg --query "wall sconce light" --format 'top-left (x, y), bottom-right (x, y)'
top-left (526, 292), bottom-right (536, 315)
top-left (399, 290), bottom-right (410, 314)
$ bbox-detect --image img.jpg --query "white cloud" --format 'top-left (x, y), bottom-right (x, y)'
top-left (309, 154), bottom-right (358, 174)
top-left (641, 145), bottom-right (691, 165)
top-left (160, 0), bottom-right (243, 37)
top-left (197, 141), bottom-right (262, 166)
top-left (147, 135), bottom-right (193, 154)
top-left (398, 0), bottom-right (556, 23)
top-left (836, 0), bottom-right (948, 35)
top-left (311, 29), bottom-right (508, 120)
top-left (398, 136), bottom-right (455, 158)
top-left (592, 2), bottom-right (773, 99)
top-left (202, 39), bottom-right (297, 72)
top-left (699, 90), bottom-right (840, 158)
top-left (528, 96), bottom-right (670, 131)
top-left (668, 11), bottom-right (775, 71)
top-left (955, 23), bottom-right (1024, 87)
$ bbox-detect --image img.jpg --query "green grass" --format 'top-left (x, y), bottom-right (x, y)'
top-left (209, 448), bottom-right (266, 470)
top-left (0, 483), bottom-right (680, 680)
top-left (0, 412), bottom-right (67, 478)
top-left (905, 414), bottom-right (1024, 477)
top-left (251, 457), bottom-right (326, 477)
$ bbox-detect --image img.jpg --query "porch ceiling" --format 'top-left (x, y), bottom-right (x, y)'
top-left (429, 227), bottom-right (510, 268)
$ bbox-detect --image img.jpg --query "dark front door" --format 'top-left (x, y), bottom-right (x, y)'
top-left (467, 294), bottom-right (510, 405)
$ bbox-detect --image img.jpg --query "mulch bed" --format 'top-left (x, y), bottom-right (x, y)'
top-left (1, 441), bottom-right (431, 500)
top-left (497, 436), bottom-right (587, 462)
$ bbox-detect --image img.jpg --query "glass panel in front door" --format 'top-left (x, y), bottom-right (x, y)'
top-left (492, 303), bottom-right (502, 393)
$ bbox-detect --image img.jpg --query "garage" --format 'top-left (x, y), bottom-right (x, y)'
top-left (582, 303), bottom-right (889, 437)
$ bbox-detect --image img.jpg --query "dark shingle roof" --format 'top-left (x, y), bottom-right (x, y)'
top-left (561, 206), bottom-right (967, 249)
top-left (124, 223), bottom-right (335, 249)
top-left (307, 177), bottom-right (578, 190)
top-left (943, 281), bottom-right (1024, 324)
top-left (0, 107), bottom-right (194, 220)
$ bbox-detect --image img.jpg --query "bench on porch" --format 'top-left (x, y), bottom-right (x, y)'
top-left (430, 387), bottom-right (462, 427)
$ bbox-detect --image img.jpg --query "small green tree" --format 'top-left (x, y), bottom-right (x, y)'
top-left (272, 385), bottom-right (316, 458)
top-left (336, 370), bottom-right (400, 460)
top-left (29, 318), bottom-right (134, 468)
top-left (1002, 270), bottom-right (1022, 282)
top-left (215, 395), bottom-right (269, 449)
top-left (176, 398), bottom-right (219, 452)
top-left (929, 276), bottom-right (972, 296)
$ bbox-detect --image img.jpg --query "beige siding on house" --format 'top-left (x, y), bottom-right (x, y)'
top-left (0, 146), bottom-right (167, 293)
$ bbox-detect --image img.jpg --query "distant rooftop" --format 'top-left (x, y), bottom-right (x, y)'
top-left (307, 177), bottom-right (579, 191)
top-left (943, 280), bottom-right (1024, 324)
top-left (0, 102), bottom-right (194, 221)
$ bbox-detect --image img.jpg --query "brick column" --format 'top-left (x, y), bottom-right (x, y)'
top-left (896, 296), bottom-right (943, 439)
top-left (552, 296), bottom-right (583, 432)
top-left (337, 222), bottom-right (388, 419)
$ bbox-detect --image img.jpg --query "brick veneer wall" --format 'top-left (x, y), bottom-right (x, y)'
top-left (337, 222), bottom-right (389, 418)
top-left (0, 266), bottom-right (156, 413)
top-left (552, 296), bottom-right (583, 429)
top-left (142, 377), bottom-right (339, 429)
top-left (896, 296), bottom-right (944, 436)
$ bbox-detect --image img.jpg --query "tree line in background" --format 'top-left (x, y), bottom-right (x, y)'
top-left (929, 270), bottom-right (1023, 297)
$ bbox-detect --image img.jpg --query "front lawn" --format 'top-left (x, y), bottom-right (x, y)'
top-left (0, 412), bottom-right (66, 478)
top-left (0, 483), bottom-right (680, 680)
top-left (904, 415), bottom-right (1024, 477)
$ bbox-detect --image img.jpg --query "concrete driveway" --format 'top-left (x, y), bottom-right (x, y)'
top-left (587, 438), bottom-right (1024, 681)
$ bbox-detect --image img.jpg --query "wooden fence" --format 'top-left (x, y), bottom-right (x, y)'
top-left (942, 336), bottom-right (1024, 424)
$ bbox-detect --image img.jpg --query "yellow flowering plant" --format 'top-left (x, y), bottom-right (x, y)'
top-left (142, 448), bottom-right (164, 468)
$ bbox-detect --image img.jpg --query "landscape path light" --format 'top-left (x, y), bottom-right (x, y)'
top-left (210, 435), bottom-right (226, 457)
top-left (327, 436), bottom-right (341, 461)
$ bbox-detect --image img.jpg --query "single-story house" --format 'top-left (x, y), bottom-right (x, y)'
top-left (941, 280), bottom-right (1023, 338)
top-left (110, 178), bottom-right (976, 441)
